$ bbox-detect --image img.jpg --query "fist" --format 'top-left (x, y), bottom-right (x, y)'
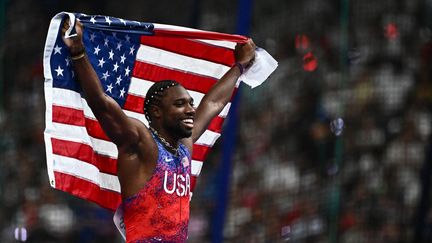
top-left (234, 39), bottom-right (256, 68)
top-left (61, 18), bottom-right (85, 56)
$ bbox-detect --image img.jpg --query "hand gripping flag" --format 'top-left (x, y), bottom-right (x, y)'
top-left (43, 12), bottom-right (276, 211)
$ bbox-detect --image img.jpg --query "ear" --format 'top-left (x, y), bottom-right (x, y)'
top-left (151, 105), bottom-right (162, 119)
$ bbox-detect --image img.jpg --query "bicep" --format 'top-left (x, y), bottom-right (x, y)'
top-left (90, 93), bottom-right (140, 146)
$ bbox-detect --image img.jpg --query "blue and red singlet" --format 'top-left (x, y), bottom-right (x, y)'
top-left (118, 134), bottom-right (192, 243)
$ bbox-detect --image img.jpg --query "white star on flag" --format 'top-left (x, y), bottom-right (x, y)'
top-left (120, 88), bottom-right (126, 97)
top-left (116, 42), bottom-right (122, 51)
top-left (55, 65), bottom-right (64, 76)
top-left (129, 46), bottom-right (135, 55)
top-left (124, 66), bottom-right (130, 76)
top-left (94, 45), bottom-right (101, 55)
top-left (113, 62), bottom-right (119, 72)
top-left (109, 50), bottom-right (114, 60)
top-left (101, 71), bottom-right (110, 80)
top-left (115, 76), bottom-right (122, 85)
top-left (90, 33), bottom-right (96, 42)
top-left (105, 16), bottom-right (112, 25)
top-left (90, 16), bottom-right (96, 24)
top-left (120, 54), bottom-right (126, 64)
top-left (98, 57), bottom-right (106, 67)
top-left (106, 83), bottom-right (114, 93)
top-left (54, 45), bottom-right (62, 55)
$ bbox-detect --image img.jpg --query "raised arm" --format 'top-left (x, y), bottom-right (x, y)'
top-left (190, 39), bottom-right (256, 143)
top-left (62, 20), bottom-right (141, 148)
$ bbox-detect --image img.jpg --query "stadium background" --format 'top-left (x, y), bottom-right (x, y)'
top-left (1, 0), bottom-right (432, 242)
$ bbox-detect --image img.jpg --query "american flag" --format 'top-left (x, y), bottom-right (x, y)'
top-left (43, 12), bottom-right (248, 211)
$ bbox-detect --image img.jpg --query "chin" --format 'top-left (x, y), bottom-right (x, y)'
top-left (171, 125), bottom-right (192, 139)
top-left (180, 129), bottom-right (193, 138)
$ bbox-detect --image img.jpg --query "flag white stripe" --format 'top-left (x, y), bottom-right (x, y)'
top-left (191, 160), bottom-right (203, 176)
top-left (52, 154), bottom-right (121, 192)
top-left (154, 23), bottom-right (204, 32)
top-left (220, 103), bottom-right (230, 118)
top-left (195, 130), bottom-right (221, 147)
top-left (45, 84), bottom-right (56, 187)
top-left (51, 122), bottom-right (119, 158)
top-left (124, 110), bottom-right (149, 126)
top-left (51, 87), bottom-right (84, 110)
top-left (195, 39), bottom-right (236, 49)
top-left (137, 45), bottom-right (230, 79)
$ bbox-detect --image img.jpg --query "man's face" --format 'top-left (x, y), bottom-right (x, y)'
top-left (158, 85), bottom-right (195, 139)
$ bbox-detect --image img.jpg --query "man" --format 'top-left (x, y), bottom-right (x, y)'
top-left (62, 19), bottom-right (255, 242)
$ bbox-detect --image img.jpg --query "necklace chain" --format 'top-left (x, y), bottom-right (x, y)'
top-left (149, 127), bottom-right (179, 156)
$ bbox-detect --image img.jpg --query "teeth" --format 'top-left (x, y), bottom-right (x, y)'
top-left (182, 119), bottom-right (193, 124)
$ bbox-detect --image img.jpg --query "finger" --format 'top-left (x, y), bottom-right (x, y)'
top-left (249, 39), bottom-right (256, 48)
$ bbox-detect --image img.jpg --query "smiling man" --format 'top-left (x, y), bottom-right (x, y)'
top-left (62, 19), bottom-right (255, 242)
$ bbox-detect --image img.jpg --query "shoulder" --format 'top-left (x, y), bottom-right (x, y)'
top-left (180, 137), bottom-right (193, 154)
top-left (118, 118), bottom-right (156, 155)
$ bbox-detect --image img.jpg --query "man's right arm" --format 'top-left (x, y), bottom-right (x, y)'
top-left (63, 20), bottom-right (141, 148)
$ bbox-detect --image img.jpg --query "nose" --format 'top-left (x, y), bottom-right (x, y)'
top-left (186, 103), bottom-right (196, 116)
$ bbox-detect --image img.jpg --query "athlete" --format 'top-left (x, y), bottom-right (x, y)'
top-left (62, 19), bottom-right (255, 242)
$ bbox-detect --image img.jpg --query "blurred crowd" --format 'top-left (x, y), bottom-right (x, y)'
top-left (1, 0), bottom-right (432, 242)
top-left (191, 0), bottom-right (432, 242)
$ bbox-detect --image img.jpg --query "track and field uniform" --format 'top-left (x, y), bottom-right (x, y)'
top-left (120, 134), bottom-right (192, 242)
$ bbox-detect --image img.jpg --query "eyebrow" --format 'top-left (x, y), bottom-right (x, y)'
top-left (174, 97), bottom-right (194, 103)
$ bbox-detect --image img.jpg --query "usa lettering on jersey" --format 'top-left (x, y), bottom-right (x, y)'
top-left (163, 171), bottom-right (191, 197)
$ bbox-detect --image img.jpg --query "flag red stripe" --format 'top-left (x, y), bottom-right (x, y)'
top-left (153, 29), bottom-right (248, 44)
top-left (140, 36), bottom-right (235, 66)
top-left (208, 116), bottom-right (224, 133)
top-left (52, 105), bottom-right (110, 141)
top-left (192, 144), bottom-right (211, 161)
top-left (54, 171), bottom-right (121, 211)
top-left (124, 94), bottom-right (145, 114)
top-left (85, 117), bottom-right (110, 141)
top-left (132, 61), bottom-right (217, 94)
top-left (51, 137), bottom-right (117, 175)
top-left (191, 175), bottom-right (198, 192)
top-left (52, 105), bottom-right (85, 126)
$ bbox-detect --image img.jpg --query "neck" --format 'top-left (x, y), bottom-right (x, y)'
top-left (149, 126), bottom-right (179, 155)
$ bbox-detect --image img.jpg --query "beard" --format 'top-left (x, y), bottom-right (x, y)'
top-left (166, 120), bottom-right (193, 139)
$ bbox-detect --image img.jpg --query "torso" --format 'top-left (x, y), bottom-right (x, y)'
top-left (119, 133), bottom-right (192, 242)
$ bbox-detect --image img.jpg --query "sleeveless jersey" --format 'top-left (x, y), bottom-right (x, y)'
top-left (122, 134), bottom-right (192, 242)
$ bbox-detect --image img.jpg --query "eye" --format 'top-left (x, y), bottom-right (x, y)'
top-left (174, 100), bottom-right (184, 107)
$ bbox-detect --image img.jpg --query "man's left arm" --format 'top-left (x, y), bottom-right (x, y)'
top-left (190, 39), bottom-right (256, 143)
